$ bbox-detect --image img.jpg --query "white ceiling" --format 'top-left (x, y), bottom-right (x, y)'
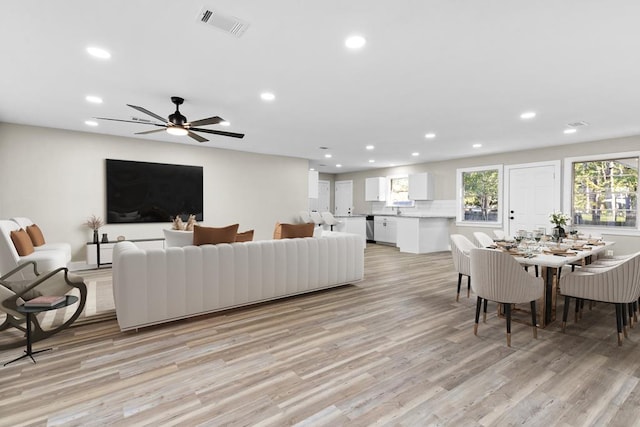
top-left (2, 1), bottom-right (640, 173)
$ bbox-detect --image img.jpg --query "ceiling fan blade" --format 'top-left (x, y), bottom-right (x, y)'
top-left (190, 128), bottom-right (245, 139)
top-left (126, 104), bottom-right (169, 124)
top-left (188, 116), bottom-right (224, 127)
top-left (187, 130), bottom-right (208, 143)
top-left (95, 117), bottom-right (165, 126)
top-left (135, 128), bottom-right (167, 135)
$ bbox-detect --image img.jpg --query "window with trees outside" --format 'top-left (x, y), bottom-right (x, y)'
top-left (456, 165), bottom-right (502, 224)
top-left (571, 157), bottom-right (638, 228)
top-left (387, 176), bottom-right (414, 207)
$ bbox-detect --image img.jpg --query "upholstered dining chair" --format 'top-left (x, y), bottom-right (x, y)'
top-left (470, 248), bottom-right (544, 346)
top-left (560, 252), bottom-right (640, 346)
top-left (450, 234), bottom-right (477, 302)
top-left (0, 261), bottom-right (87, 350)
top-left (493, 230), bottom-right (507, 240)
top-left (473, 231), bottom-right (495, 248)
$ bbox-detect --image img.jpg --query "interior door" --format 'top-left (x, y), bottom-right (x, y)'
top-left (507, 162), bottom-right (560, 236)
top-left (334, 180), bottom-right (353, 216)
top-left (318, 180), bottom-right (330, 212)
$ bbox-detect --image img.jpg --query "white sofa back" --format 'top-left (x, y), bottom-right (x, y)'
top-left (112, 233), bottom-right (364, 331)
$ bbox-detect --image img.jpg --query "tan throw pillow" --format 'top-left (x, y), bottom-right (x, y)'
top-left (276, 223), bottom-right (315, 239)
top-left (26, 224), bottom-right (46, 247)
top-left (273, 222), bottom-right (283, 240)
top-left (10, 229), bottom-right (35, 256)
top-left (236, 230), bottom-right (254, 242)
top-left (193, 224), bottom-right (239, 245)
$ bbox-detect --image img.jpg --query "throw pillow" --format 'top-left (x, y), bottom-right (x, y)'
top-left (193, 224), bottom-right (239, 245)
top-left (235, 230), bottom-right (254, 242)
top-left (274, 223), bottom-right (315, 239)
top-left (10, 229), bottom-right (35, 256)
top-left (26, 224), bottom-right (46, 246)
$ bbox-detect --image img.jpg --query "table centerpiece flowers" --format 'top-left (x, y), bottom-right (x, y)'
top-left (548, 211), bottom-right (570, 238)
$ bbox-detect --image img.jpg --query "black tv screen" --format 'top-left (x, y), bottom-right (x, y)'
top-left (106, 159), bottom-right (203, 224)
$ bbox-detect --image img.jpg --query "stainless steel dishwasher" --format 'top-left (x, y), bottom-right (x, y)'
top-left (366, 215), bottom-right (375, 242)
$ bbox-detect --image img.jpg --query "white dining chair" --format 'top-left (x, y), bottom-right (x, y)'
top-left (450, 234), bottom-right (477, 302)
top-left (561, 252), bottom-right (640, 346)
top-left (470, 248), bottom-right (544, 346)
top-left (299, 211), bottom-right (312, 224)
top-left (309, 211), bottom-right (324, 227)
top-left (493, 230), bottom-right (507, 240)
top-left (473, 231), bottom-right (495, 248)
top-left (320, 212), bottom-right (341, 231)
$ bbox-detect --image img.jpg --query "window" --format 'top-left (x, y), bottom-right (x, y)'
top-left (456, 165), bottom-right (503, 224)
top-left (571, 156), bottom-right (638, 228)
top-left (387, 176), bottom-right (414, 207)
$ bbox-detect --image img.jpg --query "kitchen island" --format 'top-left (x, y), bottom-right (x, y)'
top-left (333, 215), bottom-right (367, 246)
top-left (395, 215), bottom-right (454, 254)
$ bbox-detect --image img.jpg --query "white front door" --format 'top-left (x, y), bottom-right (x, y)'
top-left (334, 180), bottom-right (353, 216)
top-left (506, 161), bottom-right (561, 236)
top-left (318, 180), bottom-right (330, 213)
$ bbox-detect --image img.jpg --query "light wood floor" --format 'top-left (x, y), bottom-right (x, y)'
top-left (1, 244), bottom-right (639, 426)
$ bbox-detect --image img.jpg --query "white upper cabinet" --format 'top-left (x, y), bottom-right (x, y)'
top-left (365, 177), bottom-right (386, 201)
top-left (408, 172), bottom-right (434, 200)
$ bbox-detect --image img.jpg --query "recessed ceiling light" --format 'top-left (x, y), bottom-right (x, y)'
top-left (85, 95), bottom-right (103, 104)
top-left (424, 133), bottom-right (436, 139)
top-left (368, 160), bottom-right (375, 163)
top-left (564, 128), bottom-right (577, 134)
top-left (390, 163), bottom-right (396, 167)
top-left (345, 35), bottom-right (366, 49)
top-left (336, 164), bottom-right (343, 168)
top-left (260, 92), bottom-right (275, 101)
top-left (520, 111), bottom-right (536, 119)
top-left (325, 154), bottom-right (332, 158)
top-left (86, 46), bottom-right (111, 59)
top-left (472, 143), bottom-right (482, 148)
top-left (366, 145), bottom-right (375, 150)
top-left (84, 120), bottom-right (98, 127)
top-left (411, 152), bottom-right (420, 157)
top-left (309, 168), bottom-right (315, 171)
top-left (220, 121), bottom-right (230, 127)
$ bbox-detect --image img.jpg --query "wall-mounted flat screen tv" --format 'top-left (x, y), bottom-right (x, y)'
top-left (106, 159), bottom-right (204, 224)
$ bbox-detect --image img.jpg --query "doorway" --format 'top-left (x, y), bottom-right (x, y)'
top-left (317, 180), bottom-right (330, 213)
top-left (505, 161), bottom-right (561, 235)
top-left (334, 180), bottom-right (353, 216)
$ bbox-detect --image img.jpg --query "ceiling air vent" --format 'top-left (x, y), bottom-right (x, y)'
top-left (197, 7), bottom-right (249, 38)
top-left (567, 121), bottom-right (589, 128)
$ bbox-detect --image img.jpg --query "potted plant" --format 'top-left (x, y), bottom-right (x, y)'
top-left (84, 215), bottom-right (104, 243)
top-left (548, 211), bottom-right (570, 238)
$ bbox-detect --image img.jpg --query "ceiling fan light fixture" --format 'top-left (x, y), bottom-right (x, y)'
top-left (167, 126), bottom-right (188, 136)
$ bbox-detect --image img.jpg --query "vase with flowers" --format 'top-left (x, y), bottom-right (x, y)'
top-left (548, 211), bottom-right (570, 239)
top-left (84, 215), bottom-right (104, 244)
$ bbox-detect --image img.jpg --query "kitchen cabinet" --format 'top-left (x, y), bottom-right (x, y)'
top-left (374, 216), bottom-right (397, 244)
top-left (396, 216), bottom-right (451, 254)
top-left (365, 177), bottom-right (386, 201)
top-left (408, 172), bottom-right (434, 200)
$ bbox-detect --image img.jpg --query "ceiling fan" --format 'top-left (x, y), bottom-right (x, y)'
top-left (96, 96), bottom-right (245, 143)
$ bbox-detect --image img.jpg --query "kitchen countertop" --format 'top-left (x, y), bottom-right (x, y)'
top-left (372, 214), bottom-right (455, 218)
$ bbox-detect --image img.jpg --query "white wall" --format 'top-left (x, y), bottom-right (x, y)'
top-left (0, 123), bottom-right (309, 261)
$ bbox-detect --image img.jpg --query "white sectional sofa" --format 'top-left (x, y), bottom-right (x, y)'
top-left (112, 232), bottom-right (364, 331)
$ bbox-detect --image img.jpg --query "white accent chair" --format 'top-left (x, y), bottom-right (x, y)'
top-left (493, 230), bottom-right (507, 240)
top-left (470, 248), bottom-right (544, 346)
top-left (321, 212), bottom-right (341, 231)
top-left (473, 231), bottom-right (495, 248)
top-left (0, 220), bottom-right (68, 279)
top-left (560, 252), bottom-right (640, 346)
top-left (450, 234), bottom-right (477, 302)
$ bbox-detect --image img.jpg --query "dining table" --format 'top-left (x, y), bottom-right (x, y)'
top-left (499, 239), bottom-right (615, 327)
